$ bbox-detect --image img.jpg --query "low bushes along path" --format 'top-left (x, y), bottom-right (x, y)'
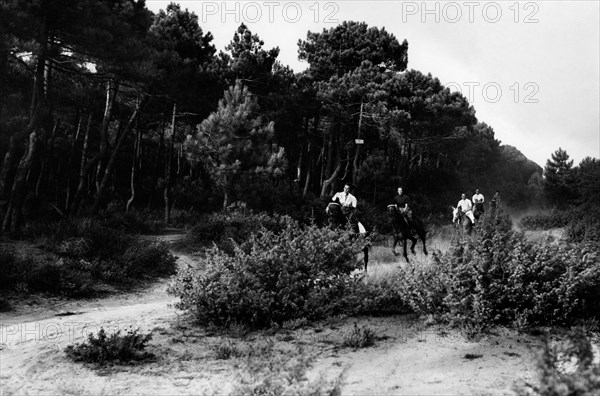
top-left (1, 233), bottom-right (542, 395)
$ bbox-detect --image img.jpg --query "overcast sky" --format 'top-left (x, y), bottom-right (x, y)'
top-left (146, 0), bottom-right (600, 168)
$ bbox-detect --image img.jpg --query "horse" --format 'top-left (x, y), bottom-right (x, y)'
top-left (451, 206), bottom-right (473, 236)
top-left (387, 204), bottom-right (428, 263)
top-left (325, 200), bottom-right (370, 271)
top-left (473, 202), bottom-right (485, 221)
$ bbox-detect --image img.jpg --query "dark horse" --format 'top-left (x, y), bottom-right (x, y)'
top-left (473, 202), bottom-right (485, 221)
top-left (387, 204), bottom-right (428, 263)
top-left (452, 206), bottom-right (473, 236)
top-left (325, 201), bottom-right (370, 271)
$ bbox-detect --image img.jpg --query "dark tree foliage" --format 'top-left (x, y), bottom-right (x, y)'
top-left (298, 21), bottom-right (408, 81)
top-left (0, 5), bottom-right (585, 231)
top-left (544, 148), bottom-right (577, 207)
top-left (219, 23), bottom-right (280, 101)
top-left (576, 157), bottom-right (600, 207)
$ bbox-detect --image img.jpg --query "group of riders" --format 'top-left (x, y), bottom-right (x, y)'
top-left (330, 183), bottom-right (501, 232)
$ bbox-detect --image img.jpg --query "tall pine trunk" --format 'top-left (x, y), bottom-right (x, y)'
top-left (90, 96), bottom-right (142, 215)
top-left (70, 81), bottom-right (117, 215)
top-left (147, 122), bottom-right (164, 210)
top-left (35, 119), bottom-right (57, 197)
top-left (2, 132), bottom-right (39, 233)
top-left (321, 135), bottom-right (342, 198)
top-left (0, 136), bottom-right (18, 200)
top-left (126, 126), bottom-right (141, 213)
top-left (64, 114), bottom-right (84, 211)
top-left (164, 103), bottom-right (176, 223)
top-left (352, 100), bottom-right (364, 185)
top-left (2, 16), bottom-right (50, 233)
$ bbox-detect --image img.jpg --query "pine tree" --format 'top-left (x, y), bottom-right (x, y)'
top-left (576, 157), bottom-right (600, 207)
top-left (544, 148), bottom-right (577, 206)
top-left (186, 81), bottom-right (285, 209)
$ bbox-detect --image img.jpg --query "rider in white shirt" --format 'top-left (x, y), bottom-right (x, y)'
top-left (332, 183), bottom-right (357, 220)
top-left (457, 193), bottom-right (475, 223)
top-left (472, 189), bottom-right (484, 205)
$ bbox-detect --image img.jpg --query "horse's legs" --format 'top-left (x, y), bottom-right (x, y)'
top-left (415, 227), bottom-right (428, 255)
top-left (403, 238), bottom-right (410, 263)
top-left (391, 234), bottom-right (400, 257)
top-left (464, 218), bottom-right (472, 236)
top-left (363, 245), bottom-right (369, 272)
top-left (409, 236), bottom-right (417, 255)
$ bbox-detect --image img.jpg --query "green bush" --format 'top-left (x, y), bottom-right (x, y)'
top-left (564, 208), bottom-right (600, 245)
top-left (0, 248), bottom-right (21, 290)
top-left (515, 329), bottom-right (600, 396)
top-left (341, 324), bottom-right (376, 348)
top-left (45, 220), bottom-right (177, 282)
top-left (1, 248), bottom-right (92, 296)
top-left (521, 209), bottom-right (574, 230)
top-left (349, 275), bottom-right (412, 316)
top-left (97, 209), bottom-right (160, 235)
top-left (190, 205), bottom-right (289, 254)
top-left (431, 208), bottom-right (600, 328)
top-left (395, 255), bottom-right (447, 316)
top-left (169, 217), bottom-right (365, 328)
top-left (65, 328), bottom-right (154, 364)
top-left (2, 219), bottom-right (177, 296)
top-left (212, 341), bottom-right (242, 360)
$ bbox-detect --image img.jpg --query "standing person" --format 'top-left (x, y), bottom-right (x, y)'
top-left (332, 183), bottom-right (357, 221)
top-left (457, 193), bottom-right (475, 223)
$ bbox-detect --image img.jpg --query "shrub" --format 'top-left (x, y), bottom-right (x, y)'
top-left (392, 207), bottom-right (600, 330)
top-left (515, 329), bottom-right (600, 396)
top-left (521, 209), bottom-right (574, 230)
top-left (341, 324), bottom-right (376, 348)
top-left (0, 248), bottom-right (22, 290)
top-left (97, 209), bottom-right (160, 234)
top-left (0, 247), bottom-right (93, 296)
top-left (190, 205), bottom-right (289, 254)
top-left (2, 219), bottom-right (177, 296)
top-left (65, 328), bottom-right (154, 364)
top-left (431, 207), bottom-right (600, 328)
top-left (349, 275), bottom-right (412, 316)
top-left (25, 258), bottom-right (95, 297)
top-left (564, 208), bottom-right (600, 245)
top-left (44, 220), bottom-right (177, 283)
top-left (212, 341), bottom-right (242, 360)
top-left (395, 255), bottom-right (447, 316)
top-left (168, 216), bottom-right (365, 328)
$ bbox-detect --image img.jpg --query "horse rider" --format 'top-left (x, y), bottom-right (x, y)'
top-left (392, 187), bottom-right (416, 231)
top-left (456, 193), bottom-right (476, 224)
top-left (490, 190), bottom-right (501, 208)
top-left (472, 189), bottom-right (484, 205)
top-left (332, 183), bottom-right (358, 222)
top-left (472, 188), bottom-right (485, 212)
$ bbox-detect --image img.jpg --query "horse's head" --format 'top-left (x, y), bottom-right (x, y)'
top-left (326, 201), bottom-right (344, 226)
top-left (451, 206), bottom-right (460, 223)
top-left (388, 204), bottom-right (411, 231)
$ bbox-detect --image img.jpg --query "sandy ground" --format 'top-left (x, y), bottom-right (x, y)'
top-left (1, 234), bottom-right (546, 396)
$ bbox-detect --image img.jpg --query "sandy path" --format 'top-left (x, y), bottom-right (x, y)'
top-left (1, 234), bottom-right (194, 395)
top-left (1, 234), bottom-right (543, 396)
top-left (307, 317), bottom-right (541, 395)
